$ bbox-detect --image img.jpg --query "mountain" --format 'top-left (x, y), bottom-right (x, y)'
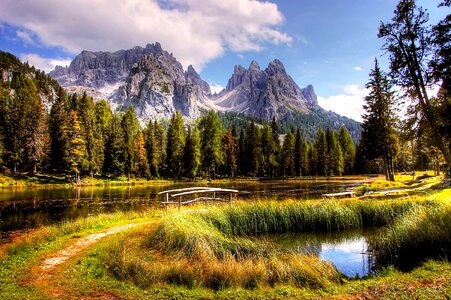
top-left (208, 59), bottom-right (319, 120)
top-left (49, 43), bottom-right (212, 123)
top-left (49, 43), bottom-right (361, 137)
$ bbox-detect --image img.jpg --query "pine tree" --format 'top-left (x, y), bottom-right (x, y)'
top-left (144, 121), bottom-right (159, 177)
top-left (183, 126), bottom-right (201, 180)
top-left (294, 129), bottom-right (304, 177)
top-left (121, 107), bottom-right (140, 180)
top-left (199, 111), bottom-right (224, 178)
top-left (281, 130), bottom-right (295, 176)
top-left (270, 117), bottom-right (281, 177)
top-left (154, 121), bottom-right (166, 175)
top-left (326, 129), bottom-right (344, 176)
top-left (49, 87), bottom-right (69, 173)
top-left (94, 100), bottom-right (113, 174)
top-left (245, 122), bottom-right (260, 176)
top-left (64, 110), bottom-right (86, 183)
top-left (338, 127), bottom-right (356, 175)
top-left (315, 128), bottom-right (327, 176)
top-left (237, 129), bottom-right (246, 176)
top-left (75, 93), bottom-right (101, 177)
top-left (222, 128), bottom-right (238, 178)
top-left (379, 0), bottom-right (451, 168)
top-left (166, 111), bottom-right (185, 178)
top-left (104, 114), bottom-right (125, 176)
top-left (133, 131), bottom-right (150, 178)
top-left (360, 60), bottom-right (399, 181)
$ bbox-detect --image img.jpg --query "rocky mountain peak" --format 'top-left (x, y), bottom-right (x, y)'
top-left (266, 59), bottom-right (286, 75)
top-left (248, 60), bottom-right (261, 71)
top-left (302, 84), bottom-right (318, 107)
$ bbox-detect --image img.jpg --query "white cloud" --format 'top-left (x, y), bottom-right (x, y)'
top-left (0, 0), bottom-right (291, 71)
top-left (209, 83), bottom-right (225, 94)
top-left (20, 53), bottom-right (71, 72)
top-left (353, 66), bottom-right (362, 71)
top-left (317, 84), bottom-right (368, 122)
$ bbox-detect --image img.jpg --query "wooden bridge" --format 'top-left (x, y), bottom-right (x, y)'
top-left (158, 187), bottom-right (239, 212)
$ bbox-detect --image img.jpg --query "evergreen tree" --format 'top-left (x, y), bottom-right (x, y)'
top-left (338, 127), bottom-right (356, 175)
top-left (326, 129), bottom-right (344, 176)
top-left (144, 121), bottom-right (158, 177)
top-left (260, 124), bottom-right (277, 177)
top-left (237, 129), bottom-right (246, 176)
top-left (121, 107), bottom-right (140, 180)
top-left (154, 121), bottom-right (166, 175)
top-left (281, 130), bottom-right (295, 176)
top-left (133, 131), bottom-right (150, 178)
top-left (270, 117), bottom-right (281, 177)
top-left (314, 128), bottom-right (328, 176)
top-left (183, 126), bottom-right (201, 180)
top-left (49, 87), bottom-right (69, 173)
top-left (379, 0), bottom-right (451, 168)
top-left (360, 60), bottom-right (399, 181)
top-left (294, 129), bottom-right (304, 176)
top-left (222, 128), bottom-right (238, 178)
top-left (93, 100), bottom-right (113, 175)
top-left (166, 111), bottom-right (185, 178)
top-left (308, 144), bottom-right (317, 176)
top-left (199, 111), bottom-right (224, 178)
top-left (104, 114), bottom-right (125, 176)
top-left (64, 110), bottom-right (86, 183)
top-left (245, 122), bottom-right (260, 176)
top-left (75, 93), bottom-right (101, 177)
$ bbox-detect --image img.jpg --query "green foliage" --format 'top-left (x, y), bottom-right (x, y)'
top-left (165, 112), bottom-right (185, 178)
top-left (327, 129), bottom-right (344, 176)
top-left (183, 126), bottom-right (201, 180)
top-left (281, 130), bottom-right (295, 176)
top-left (360, 60), bottom-right (399, 181)
top-left (104, 115), bottom-right (125, 175)
top-left (199, 111), bottom-right (224, 178)
top-left (222, 128), bottom-right (237, 177)
top-left (64, 110), bottom-right (86, 182)
top-left (338, 127), bottom-right (356, 174)
top-left (314, 128), bottom-right (327, 176)
top-left (121, 107), bottom-right (140, 180)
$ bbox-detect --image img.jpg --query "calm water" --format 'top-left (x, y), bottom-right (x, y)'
top-left (271, 229), bottom-right (379, 278)
top-left (0, 180), bottom-right (356, 236)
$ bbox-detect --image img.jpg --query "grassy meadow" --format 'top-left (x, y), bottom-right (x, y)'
top-left (0, 176), bottom-right (450, 299)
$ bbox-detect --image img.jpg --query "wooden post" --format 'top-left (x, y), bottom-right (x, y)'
top-left (229, 192), bottom-right (232, 205)
top-left (178, 196), bottom-right (181, 211)
top-left (166, 193), bottom-right (169, 213)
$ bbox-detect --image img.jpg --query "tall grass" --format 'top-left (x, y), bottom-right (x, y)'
top-left (149, 198), bottom-right (428, 261)
top-left (370, 203), bottom-right (451, 271)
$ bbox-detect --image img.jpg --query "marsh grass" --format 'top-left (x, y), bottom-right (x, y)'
top-left (371, 202), bottom-right (451, 271)
top-left (99, 194), bottom-right (449, 291)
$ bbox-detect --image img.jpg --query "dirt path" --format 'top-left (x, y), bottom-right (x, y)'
top-left (40, 223), bottom-right (142, 271)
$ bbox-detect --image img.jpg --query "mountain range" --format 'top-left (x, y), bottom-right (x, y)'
top-left (49, 42), bottom-right (358, 134)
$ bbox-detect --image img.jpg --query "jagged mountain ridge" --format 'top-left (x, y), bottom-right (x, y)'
top-left (50, 43), bottom-right (212, 121)
top-left (49, 43), bottom-right (359, 134)
top-left (208, 59), bottom-right (319, 120)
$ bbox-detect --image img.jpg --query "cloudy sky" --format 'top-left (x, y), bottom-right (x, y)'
top-left (0, 0), bottom-right (447, 121)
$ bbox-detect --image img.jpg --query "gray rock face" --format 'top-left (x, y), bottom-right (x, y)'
top-left (211, 59), bottom-right (318, 120)
top-left (49, 43), bottom-right (320, 123)
top-left (49, 43), bottom-right (210, 124)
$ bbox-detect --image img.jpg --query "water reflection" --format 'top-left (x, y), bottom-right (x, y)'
top-left (270, 229), bottom-right (379, 278)
top-left (0, 180), bottom-right (359, 240)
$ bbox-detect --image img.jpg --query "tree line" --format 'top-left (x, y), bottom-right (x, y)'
top-left (358, 0), bottom-right (450, 180)
top-left (0, 77), bottom-right (357, 180)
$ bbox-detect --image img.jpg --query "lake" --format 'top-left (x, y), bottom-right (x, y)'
top-left (0, 179), bottom-right (358, 234)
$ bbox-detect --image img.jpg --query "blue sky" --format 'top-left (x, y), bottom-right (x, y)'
top-left (0, 0), bottom-right (447, 121)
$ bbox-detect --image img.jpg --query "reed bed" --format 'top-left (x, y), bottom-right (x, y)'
top-left (370, 203), bottom-right (451, 271)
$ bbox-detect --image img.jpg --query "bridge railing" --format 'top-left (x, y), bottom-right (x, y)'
top-left (159, 187), bottom-right (239, 212)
